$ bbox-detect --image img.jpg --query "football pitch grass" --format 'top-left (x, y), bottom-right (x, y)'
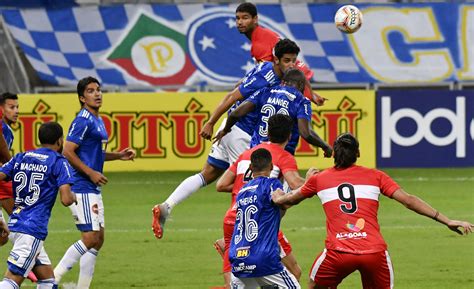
top-left (0, 168), bottom-right (473, 289)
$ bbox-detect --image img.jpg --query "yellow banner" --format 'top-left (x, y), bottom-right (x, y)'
top-left (14, 91), bottom-right (375, 171)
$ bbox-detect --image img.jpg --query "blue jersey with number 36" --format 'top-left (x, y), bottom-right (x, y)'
top-left (229, 176), bottom-right (283, 278)
top-left (0, 148), bottom-right (73, 240)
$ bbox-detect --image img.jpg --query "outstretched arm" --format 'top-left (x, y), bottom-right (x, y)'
top-left (305, 78), bottom-right (326, 106)
top-left (0, 124), bottom-right (11, 164)
top-left (216, 169), bottom-right (236, 193)
top-left (272, 188), bottom-right (307, 210)
top-left (298, 118), bottom-right (332, 158)
top-left (213, 101), bottom-right (255, 144)
top-left (392, 188), bottom-right (474, 235)
top-left (105, 148), bottom-right (136, 161)
top-left (200, 88), bottom-right (243, 140)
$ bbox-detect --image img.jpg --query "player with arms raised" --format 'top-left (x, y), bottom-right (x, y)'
top-left (272, 133), bottom-right (474, 289)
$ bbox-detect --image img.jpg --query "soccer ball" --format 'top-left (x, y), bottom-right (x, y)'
top-left (334, 5), bottom-right (363, 34)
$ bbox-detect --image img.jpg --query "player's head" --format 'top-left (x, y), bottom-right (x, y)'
top-left (333, 133), bottom-right (359, 169)
top-left (38, 121), bottom-right (64, 152)
top-left (235, 2), bottom-right (258, 34)
top-left (250, 148), bottom-right (273, 176)
top-left (282, 68), bottom-right (306, 93)
top-left (274, 39), bottom-right (300, 73)
top-left (77, 76), bottom-right (102, 109)
top-left (0, 92), bottom-right (19, 125)
top-left (268, 114), bottom-right (292, 144)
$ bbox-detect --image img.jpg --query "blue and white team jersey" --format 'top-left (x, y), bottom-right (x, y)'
top-left (233, 62), bottom-right (282, 135)
top-left (67, 108), bottom-right (108, 194)
top-left (0, 148), bottom-right (73, 240)
top-left (248, 85), bottom-right (312, 155)
top-left (230, 176), bottom-right (283, 278)
top-left (2, 122), bottom-right (14, 149)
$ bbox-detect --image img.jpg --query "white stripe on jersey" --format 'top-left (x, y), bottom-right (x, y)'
top-left (264, 69), bottom-right (275, 83)
top-left (310, 248), bottom-right (327, 280)
top-left (79, 126), bottom-right (88, 141)
top-left (318, 185), bottom-right (380, 204)
top-left (81, 109), bottom-right (90, 119)
top-left (236, 160), bottom-right (281, 178)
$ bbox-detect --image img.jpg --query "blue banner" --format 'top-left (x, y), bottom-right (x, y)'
top-left (1, 3), bottom-right (474, 86)
top-left (376, 90), bottom-right (474, 167)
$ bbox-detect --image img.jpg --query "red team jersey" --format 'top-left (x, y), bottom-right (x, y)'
top-left (224, 142), bottom-right (298, 225)
top-left (300, 165), bottom-right (400, 254)
top-left (250, 25), bottom-right (315, 99)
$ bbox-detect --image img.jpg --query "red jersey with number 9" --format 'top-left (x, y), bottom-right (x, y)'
top-left (300, 165), bottom-right (400, 254)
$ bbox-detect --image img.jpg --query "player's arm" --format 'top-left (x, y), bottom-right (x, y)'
top-left (200, 87), bottom-right (244, 140)
top-left (0, 126), bottom-right (11, 164)
top-left (105, 148), bottom-right (136, 161)
top-left (282, 171), bottom-right (305, 190)
top-left (391, 188), bottom-right (474, 235)
top-left (58, 184), bottom-right (76, 207)
top-left (216, 169), bottom-right (236, 193)
top-left (304, 79), bottom-right (326, 106)
top-left (63, 140), bottom-right (108, 186)
top-left (298, 118), bottom-right (332, 157)
top-left (272, 187), bottom-right (307, 209)
top-left (213, 101), bottom-right (255, 144)
top-left (0, 172), bottom-right (6, 181)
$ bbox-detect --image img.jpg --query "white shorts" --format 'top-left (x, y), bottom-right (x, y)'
top-left (231, 267), bottom-right (300, 289)
top-left (208, 119), bottom-right (251, 170)
top-left (70, 193), bottom-right (104, 232)
top-left (7, 232), bottom-right (51, 277)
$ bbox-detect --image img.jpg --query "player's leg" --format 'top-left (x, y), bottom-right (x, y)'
top-left (0, 182), bottom-right (14, 215)
top-left (0, 232), bottom-right (44, 288)
top-left (54, 192), bottom-right (103, 287)
top-left (279, 231), bottom-right (301, 281)
top-left (230, 274), bottom-right (259, 289)
top-left (152, 132), bottom-right (230, 239)
top-left (258, 267), bottom-right (301, 289)
top-left (222, 221), bottom-right (234, 289)
top-left (32, 248), bottom-right (58, 289)
top-left (359, 250), bottom-right (393, 289)
top-left (308, 249), bottom-right (354, 289)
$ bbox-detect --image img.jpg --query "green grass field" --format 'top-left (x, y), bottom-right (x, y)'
top-left (0, 168), bottom-right (473, 289)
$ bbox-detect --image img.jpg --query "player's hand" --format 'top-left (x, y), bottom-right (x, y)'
top-left (446, 220), bottom-right (474, 235)
top-left (323, 146), bottom-right (333, 158)
top-left (313, 94), bottom-right (327, 106)
top-left (88, 170), bottom-right (108, 186)
top-left (119, 147), bottom-right (136, 161)
top-left (200, 122), bottom-right (214, 140)
top-left (271, 188), bottom-right (286, 202)
top-left (305, 167), bottom-right (319, 179)
top-left (213, 129), bottom-right (228, 145)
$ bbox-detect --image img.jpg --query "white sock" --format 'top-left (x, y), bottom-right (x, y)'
top-left (36, 278), bottom-right (57, 289)
top-left (164, 173), bottom-right (206, 210)
top-left (77, 248), bottom-right (99, 289)
top-left (54, 240), bottom-right (88, 282)
top-left (0, 278), bottom-right (19, 289)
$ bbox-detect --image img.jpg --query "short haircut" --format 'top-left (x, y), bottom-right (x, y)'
top-left (268, 114), bottom-right (293, 144)
top-left (77, 76), bottom-right (100, 106)
top-left (38, 122), bottom-right (63, 145)
top-left (236, 2), bottom-right (257, 17)
top-left (274, 38), bottom-right (300, 60)
top-left (250, 148), bottom-right (272, 172)
top-left (282, 68), bottom-right (306, 93)
top-left (333, 133), bottom-right (359, 168)
top-left (0, 92), bottom-right (18, 105)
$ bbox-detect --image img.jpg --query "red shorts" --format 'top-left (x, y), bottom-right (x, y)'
top-left (0, 181), bottom-right (13, 199)
top-left (309, 249), bottom-right (394, 289)
top-left (222, 221), bottom-right (293, 273)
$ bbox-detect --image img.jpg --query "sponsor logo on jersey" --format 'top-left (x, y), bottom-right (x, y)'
top-left (336, 231), bottom-right (367, 240)
top-left (233, 262), bottom-right (257, 272)
top-left (236, 246), bottom-right (250, 259)
top-left (346, 218), bottom-right (365, 232)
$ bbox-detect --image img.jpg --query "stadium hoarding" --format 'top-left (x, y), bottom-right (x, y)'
top-left (15, 90), bottom-right (375, 171)
top-left (2, 3), bottom-right (474, 87)
top-left (376, 90), bottom-right (474, 167)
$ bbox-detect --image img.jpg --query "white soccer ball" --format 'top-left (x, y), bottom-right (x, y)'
top-left (334, 5), bottom-right (363, 34)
